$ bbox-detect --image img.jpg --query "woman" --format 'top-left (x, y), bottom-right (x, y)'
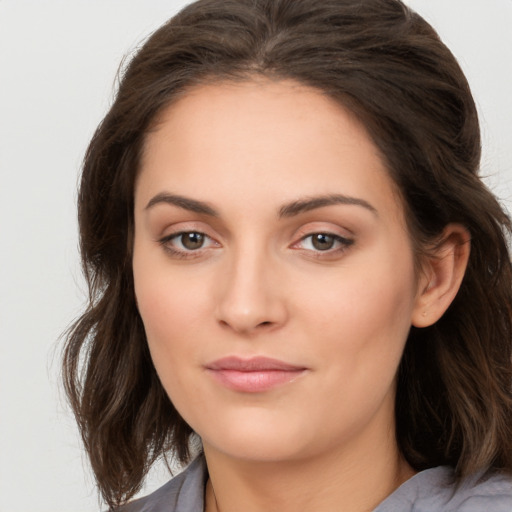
top-left (63, 0), bottom-right (512, 510)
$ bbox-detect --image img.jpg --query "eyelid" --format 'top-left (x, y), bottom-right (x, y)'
top-left (156, 223), bottom-right (222, 259)
top-left (159, 231), bottom-right (218, 248)
top-left (156, 220), bottom-right (220, 244)
top-left (289, 222), bottom-right (355, 257)
top-left (293, 233), bottom-right (353, 250)
top-left (292, 221), bottom-right (353, 240)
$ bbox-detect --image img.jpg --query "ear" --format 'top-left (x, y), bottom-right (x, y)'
top-left (411, 224), bottom-right (470, 328)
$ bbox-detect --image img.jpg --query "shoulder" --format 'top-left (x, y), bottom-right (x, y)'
top-left (115, 456), bottom-right (207, 512)
top-left (375, 466), bottom-right (512, 512)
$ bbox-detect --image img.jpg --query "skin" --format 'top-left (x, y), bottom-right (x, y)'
top-left (132, 79), bottom-right (469, 512)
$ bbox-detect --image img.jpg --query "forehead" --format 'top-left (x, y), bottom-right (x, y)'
top-left (138, 79), bottom-right (404, 224)
top-left (145, 79), bottom-right (377, 159)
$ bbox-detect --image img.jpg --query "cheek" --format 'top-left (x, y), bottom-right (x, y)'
top-left (132, 245), bottom-right (209, 374)
top-left (133, 269), bottom-right (210, 417)
top-left (134, 262), bottom-right (229, 429)
top-left (298, 245), bottom-right (417, 371)
top-left (133, 230), bottom-right (211, 329)
top-left (135, 273), bottom-right (206, 351)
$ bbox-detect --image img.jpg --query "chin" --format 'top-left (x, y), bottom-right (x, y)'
top-left (197, 410), bottom-right (319, 463)
top-left (205, 434), bottom-right (305, 463)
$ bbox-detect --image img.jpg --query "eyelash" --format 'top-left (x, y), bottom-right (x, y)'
top-left (294, 233), bottom-right (354, 257)
top-left (158, 231), bottom-right (218, 259)
top-left (158, 231), bottom-right (354, 260)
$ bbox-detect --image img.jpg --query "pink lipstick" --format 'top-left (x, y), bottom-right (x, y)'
top-left (205, 356), bottom-right (307, 393)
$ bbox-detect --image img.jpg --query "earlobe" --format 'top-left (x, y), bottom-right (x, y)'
top-left (411, 224), bottom-right (470, 328)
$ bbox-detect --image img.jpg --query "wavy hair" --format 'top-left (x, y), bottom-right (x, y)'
top-left (62, 0), bottom-right (512, 508)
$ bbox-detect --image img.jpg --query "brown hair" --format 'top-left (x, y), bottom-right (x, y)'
top-left (63, 0), bottom-right (512, 508)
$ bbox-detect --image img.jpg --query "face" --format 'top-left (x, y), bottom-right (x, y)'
top-left (133, 80), bottom-right (424, 464)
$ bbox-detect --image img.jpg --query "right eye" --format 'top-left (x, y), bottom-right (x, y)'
top-left (174, 232), bottom-right (207, 250)
top-left (159, 231), bottom-right (219, 258)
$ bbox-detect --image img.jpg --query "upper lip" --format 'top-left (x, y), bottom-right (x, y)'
top-left (205, 356), bottom-right (306, 372)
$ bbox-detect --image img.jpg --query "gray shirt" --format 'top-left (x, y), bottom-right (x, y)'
top-left (118, 456), bottom-right (512, 511)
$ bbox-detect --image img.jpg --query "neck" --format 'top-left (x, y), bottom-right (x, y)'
top-left (203, 428), bottom-right (415, 512)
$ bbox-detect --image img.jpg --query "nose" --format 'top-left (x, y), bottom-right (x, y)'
top-left (214, 247), bottom-right (288, 335)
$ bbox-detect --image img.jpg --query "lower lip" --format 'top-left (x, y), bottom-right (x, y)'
top-left (206, 369), bottom-right (306, 393)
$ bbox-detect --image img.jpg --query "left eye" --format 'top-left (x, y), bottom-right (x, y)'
top-left (298, 233), bottom-right (352, 252)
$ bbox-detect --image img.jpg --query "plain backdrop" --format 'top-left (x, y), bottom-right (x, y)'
top-left (0, 1), bottom-right (511, 511)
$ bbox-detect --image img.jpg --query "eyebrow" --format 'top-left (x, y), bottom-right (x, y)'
top-left (278, 194), bottom-right (377, 218)
top-left (145, 192), bottom-right (377, 218)
top-left (145, 193), bottom-right (219, 216)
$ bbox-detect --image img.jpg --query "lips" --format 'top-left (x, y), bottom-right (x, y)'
top-left (205, 356), bottom-right (307, 393)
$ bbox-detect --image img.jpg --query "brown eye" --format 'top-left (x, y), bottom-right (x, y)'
top-left (159, 230), bottom-right (219, 259)
top-left (180, 232), bottom-right (205, 250)
top-left (295, 232), bottom-right (353, 255)
top-left (311, 233), bottom-right (336, 251)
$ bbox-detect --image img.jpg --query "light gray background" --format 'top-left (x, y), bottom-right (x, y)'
top-left (0, 1), bottom-right (511, 511)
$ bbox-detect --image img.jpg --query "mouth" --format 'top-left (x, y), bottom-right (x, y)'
top-left (205, 356), bottom-right (307, 393)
